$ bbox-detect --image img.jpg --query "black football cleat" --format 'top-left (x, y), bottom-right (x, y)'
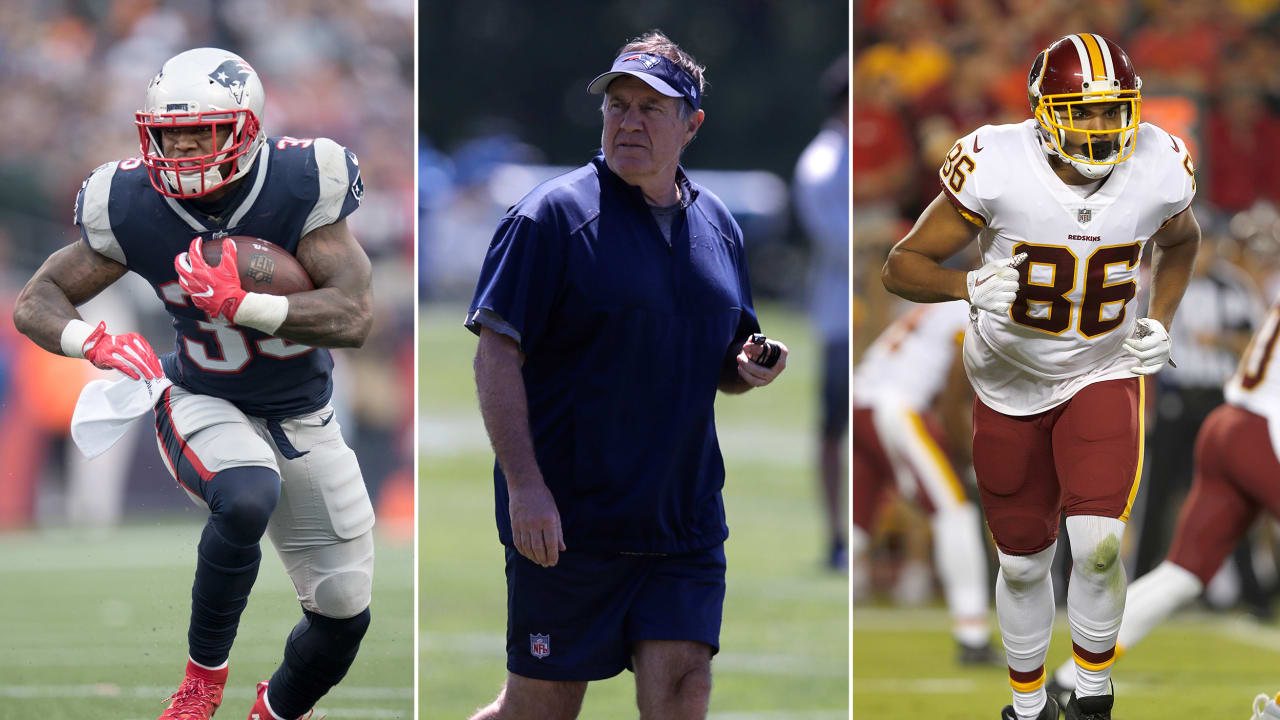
top-left (1064, 691), bottom-right (1113, 720)
top-left (1001, 696), bottom-right (1059, 720)
top-left (1046, 677), bottom-right (1072, 716)
top-left (957, 641), bottom-right (1000, 666)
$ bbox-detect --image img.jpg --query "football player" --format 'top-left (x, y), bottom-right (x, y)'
top-left (12, 48), bottom-right (374, 720)
top-left (852, 299), bottom-right (996, 664)
top-left (882, 34), bottom-right (1200, 720)
top-left (1042, 299), bottom-right (1280, 719)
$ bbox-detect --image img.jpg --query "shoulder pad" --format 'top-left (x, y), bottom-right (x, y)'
top-left (301, 137), bottom-right (362, 238)
top-left (75, 161), bottom-right (127, 265)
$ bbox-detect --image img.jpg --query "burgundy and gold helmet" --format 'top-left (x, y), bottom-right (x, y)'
top-left (1028, 34), bottom-right (1142, 178)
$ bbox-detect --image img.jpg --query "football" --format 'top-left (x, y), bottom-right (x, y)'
top-left (200, 236), bottom-right (315, 295)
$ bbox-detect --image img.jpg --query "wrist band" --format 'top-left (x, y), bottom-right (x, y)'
top-left (233, 292), bottom-right (290, 334)
top-left (60, 318), bottom-right (94, 358)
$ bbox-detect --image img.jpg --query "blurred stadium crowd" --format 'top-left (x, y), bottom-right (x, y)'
top-left (854, 0), bottom-right (1280, 617)
top-left (0, 0), bottom-right (414, 532)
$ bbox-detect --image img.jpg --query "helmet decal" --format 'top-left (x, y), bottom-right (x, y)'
top-left (208, 59), bottom-right (254, 105)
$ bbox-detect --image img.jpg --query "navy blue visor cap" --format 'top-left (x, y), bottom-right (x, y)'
top-left (587, 53), bottom-right (701, 111)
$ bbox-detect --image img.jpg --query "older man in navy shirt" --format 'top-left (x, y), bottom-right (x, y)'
top-left (464, 30), bottom-right (788, 720)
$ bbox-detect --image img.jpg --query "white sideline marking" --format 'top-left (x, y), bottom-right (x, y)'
top-left (0, 684), bottom-right (410, 700)
top-left (711, 707), bottom-right (849, 712)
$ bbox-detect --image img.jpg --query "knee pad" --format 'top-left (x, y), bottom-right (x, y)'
top-left (312, 569), bottom-right (374, 619)
top-left (207, 466), bottom-right (281, 546)
top-left (997, 542), bottom-right (1056, 589)
top-left (1066, 515), bottom-right (1126, 580)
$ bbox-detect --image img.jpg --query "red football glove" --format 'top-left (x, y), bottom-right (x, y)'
top-left (82, 321), bottom-right (164, 381)
top-left (175, 236), bottom-right (245, 323)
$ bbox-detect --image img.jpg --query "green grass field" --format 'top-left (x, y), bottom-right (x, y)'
top-left (0, 522), bottom-right (413, 719)
top-left (418, 303), bottom-right (849, 719)
top-left (853, 605), bottom-right (1280, 719)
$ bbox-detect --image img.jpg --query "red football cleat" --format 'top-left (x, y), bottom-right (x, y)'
top-left (159, 659), bottom-right (227, 720)
top-left (247, 681), bottom-right (319, 720)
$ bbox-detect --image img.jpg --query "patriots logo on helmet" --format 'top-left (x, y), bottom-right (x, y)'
top-left (208, 59), bottom-right (254, 104)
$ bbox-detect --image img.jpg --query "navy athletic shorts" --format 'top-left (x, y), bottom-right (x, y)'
top-left (504, 544), bottom-right (726, 681)
top-left (821, 338), bottom-right (850, 439)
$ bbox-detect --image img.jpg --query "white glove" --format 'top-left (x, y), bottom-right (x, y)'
top-left (965, 252), bottom-right (1027, 315)
top-left (1123, 317), bottom-right (1174, 375)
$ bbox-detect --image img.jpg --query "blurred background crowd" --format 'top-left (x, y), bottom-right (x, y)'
top-left (854, 0), bottom-right (1280, 617)
top-left (0, 0), bottom-right (415, 533)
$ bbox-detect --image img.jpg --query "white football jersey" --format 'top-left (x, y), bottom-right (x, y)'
top-left (1226, 301), bottom-right (1280, 460)
top-left (852, 300), bottom-right (970, 412)
top-left (942, 119), bottom-right (1196, 415)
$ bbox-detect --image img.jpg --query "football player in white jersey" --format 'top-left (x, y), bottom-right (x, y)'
top-left (852, 300), bottom-right (996, 664)
top-left (882, 33), bottom-right (1201, 720)
top-left (1042, 299), bottom-right (1280, 719)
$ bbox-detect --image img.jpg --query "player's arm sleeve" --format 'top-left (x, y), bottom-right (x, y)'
top-left (464, 214), bottom-right (565, 355)
top-left (937, 132), bottom-right (989, 227)
top-left (301, 138), bottom-right (364, 238)
top-left (75, 162), bottom-right (128, 266)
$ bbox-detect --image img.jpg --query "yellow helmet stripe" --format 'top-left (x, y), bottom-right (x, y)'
top-left (1079, 33), bottom-right (1107, 82)
top-left (1091, 33), bottom-right (1116, 78)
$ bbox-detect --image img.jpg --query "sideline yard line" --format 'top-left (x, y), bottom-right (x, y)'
top-left (0, 684), bottom-right (409, 699)
top-left (711, 707), bottom-right (849, 712)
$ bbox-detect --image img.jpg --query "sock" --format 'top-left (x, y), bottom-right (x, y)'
top-left (1115, 560), bottom-right (1202, 650)
top-left (850, 524), bottom-right (870, 602)
top-left (1065, 515), bottom-right (1126, 698)
top-left (267, 608), bottom-right (372, 718)
top-left (996, 543), bottom-right (1057, 719)
top-left (931, 503), bottom-right (991, 647)
top-left (188, 466), bottom-right (280, 667)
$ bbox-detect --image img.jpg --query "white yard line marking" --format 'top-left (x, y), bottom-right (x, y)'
top-left (0, 684), bottom-right (410, 699)
top-left (711, 707), bottom-right (849, 712)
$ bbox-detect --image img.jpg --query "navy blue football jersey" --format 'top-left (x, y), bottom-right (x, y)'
top-left (75, 136), bottom-right (363, 418)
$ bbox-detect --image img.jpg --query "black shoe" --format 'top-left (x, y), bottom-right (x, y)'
top-left (827, 538), bottom-right (847, 572)
top-left (1064, 692), bottom-right (1113, 720)
top-left (1046, 677), bottom-right (1072, 716)
top-left (1001, 696), bottom-right (1059, 720)
top-left (958, 641), bottom-right (1000, 666)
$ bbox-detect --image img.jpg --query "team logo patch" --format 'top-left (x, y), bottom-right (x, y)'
top-left (530, 633), bottom-right (551, 659)
top-left (208, 59), bottom-right (255, 104)
top-left (621, 54), bottom-right (660, 69)
top-left (1078, 207), bottom-right (1092, 224)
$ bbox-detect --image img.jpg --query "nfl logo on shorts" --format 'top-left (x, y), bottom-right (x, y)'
top-left (1078, 207), bottom-right (1092, 224)
top-left (530, 633), bottom-right (551, 659)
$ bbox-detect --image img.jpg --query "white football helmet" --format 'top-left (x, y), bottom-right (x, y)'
top-left (136, 48), bottom-right (266, 198)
